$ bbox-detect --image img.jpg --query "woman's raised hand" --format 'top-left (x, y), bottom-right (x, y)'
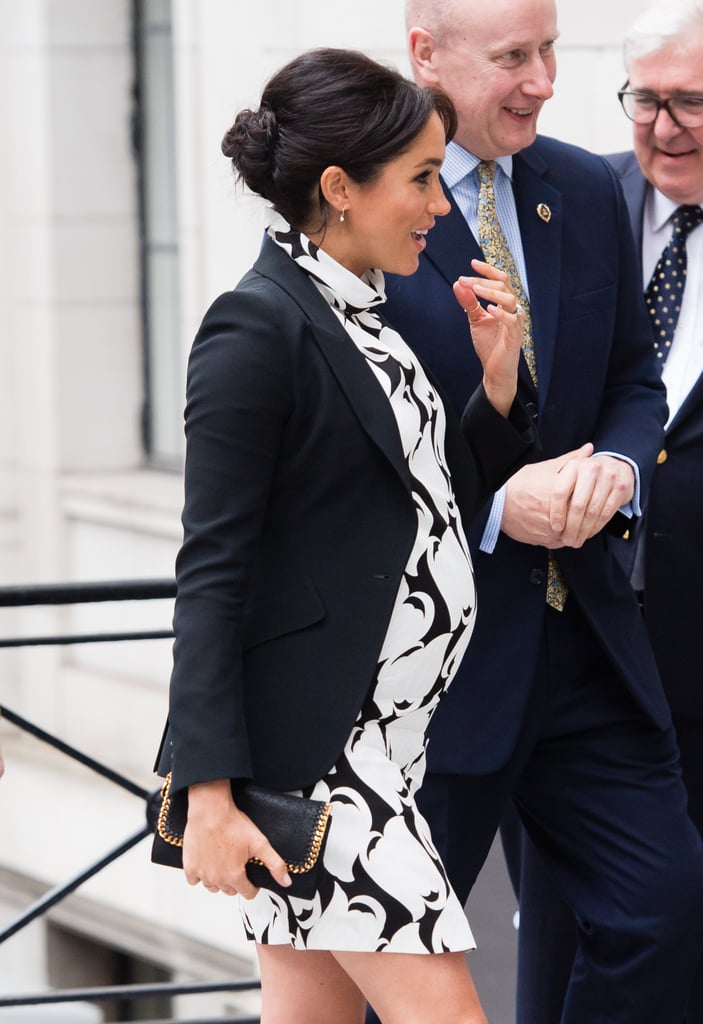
top-left (453, 258), bottom-right (525, 417)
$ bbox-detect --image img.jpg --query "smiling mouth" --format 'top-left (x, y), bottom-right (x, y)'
top-left (507, 107), bottom-right (535, 118)
top-left (658, 148), bottom-right (696, 158)
top-left (411, 229), bottom-right (428, 241)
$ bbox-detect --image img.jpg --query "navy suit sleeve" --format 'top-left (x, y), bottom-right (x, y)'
top-left (591, 158), bottom-right (667, 509)
top-left (460, 387), bottom-right (538, 509)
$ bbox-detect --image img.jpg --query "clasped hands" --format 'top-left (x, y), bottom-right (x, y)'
top-left (502, 445), bottom-right (635, 549)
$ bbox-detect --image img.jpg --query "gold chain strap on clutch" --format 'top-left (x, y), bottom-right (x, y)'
top-left (155, 772), bottom-right (332, 875)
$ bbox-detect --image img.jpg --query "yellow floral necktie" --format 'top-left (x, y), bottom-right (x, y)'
top-left (477, 161), bottom-right (567, 611)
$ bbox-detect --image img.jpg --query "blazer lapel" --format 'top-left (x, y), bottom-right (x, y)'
top-left (253, 240), bottom-right (412, 491)
top-left (610, 152), bottom-right (647, 257)
top-left (666, 370), bottom-right (703, 437)
top-left (512, 147), bottom-right (563, 401)
top-left (424, 186), bottom-right (483, 284)
top-left (424, 186), bottom-right (537, 396)
top-left (310, 317), bottom-right (413, 491)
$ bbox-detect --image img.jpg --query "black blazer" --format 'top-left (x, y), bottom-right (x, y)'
top-left (157, 239), bottom-right (536, 794)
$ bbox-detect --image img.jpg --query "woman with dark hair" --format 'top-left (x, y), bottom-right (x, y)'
top-left (156, 47), bottom-right (535, 1023)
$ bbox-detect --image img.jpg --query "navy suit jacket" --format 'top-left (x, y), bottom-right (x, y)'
top-left (157, 239), bottom-right (536, 795)
top-left (382, 135), bottom-right (671, 775)
top-left (608, 151), bottom-right (703, 718)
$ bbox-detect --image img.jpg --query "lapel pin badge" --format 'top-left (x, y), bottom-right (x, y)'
top-left (537, 203), bottom-right (552, 223)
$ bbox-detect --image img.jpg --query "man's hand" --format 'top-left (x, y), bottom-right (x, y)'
top-left (503, 447), bottom-right (635, 548)
top-left (503, 446), bottom-right (634, 548)
top-left (549, 453), bottom-right (635, 548)
top-left (502, 445), bottom-right (593, 547)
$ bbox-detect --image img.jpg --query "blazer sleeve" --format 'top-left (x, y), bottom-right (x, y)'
top-left (460, 386), bottom-right (538, 511)
top-left (591, 159), bottom-right (667, 505)
top-left (433, 366), bottom-right (538, 526)
top-left (166, 282), bottom-right (296, 793)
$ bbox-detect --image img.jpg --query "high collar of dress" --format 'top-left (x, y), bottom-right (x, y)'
top-left (266, 208), bottom-right (386, 317)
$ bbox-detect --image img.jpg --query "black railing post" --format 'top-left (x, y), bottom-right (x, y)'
top-left (0, 579), bottom-right (260, 1023)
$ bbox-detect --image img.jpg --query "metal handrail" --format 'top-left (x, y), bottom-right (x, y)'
top-left (0, 579), bottom-right (176, 606)
top-left (0, 579), bottom-right (261, 1023)
top-left (0, 980), bottom-right (260, 1005)
top-left (0, 705), bottom-right (151, 798)
top-left (0, 980), bottom-right (261, 1022)
top-left (0, 578), bottom-right (177, 648)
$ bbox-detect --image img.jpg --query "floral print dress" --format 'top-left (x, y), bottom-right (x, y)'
top-left (240, 214), bottom-right (477, 954)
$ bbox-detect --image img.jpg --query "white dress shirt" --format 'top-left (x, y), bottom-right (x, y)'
top-left (642, 189), bottom-right (703, 426)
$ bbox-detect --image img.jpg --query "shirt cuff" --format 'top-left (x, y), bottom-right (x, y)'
top-left (479, 485), bottom-right (507, 553)
top-left (594, 451), bottom-right (641, 517)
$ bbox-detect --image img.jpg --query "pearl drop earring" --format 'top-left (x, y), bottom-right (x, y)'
top-left (340, 208), bottom-right (346, 223)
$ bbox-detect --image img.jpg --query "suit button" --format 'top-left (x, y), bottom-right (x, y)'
top-left (656, 449), bottom-right (667, 465)
top-left (529, 569), bottom-right (545, 586)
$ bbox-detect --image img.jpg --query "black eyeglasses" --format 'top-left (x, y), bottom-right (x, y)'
top-left (618, 81), bottom-right (703, 129)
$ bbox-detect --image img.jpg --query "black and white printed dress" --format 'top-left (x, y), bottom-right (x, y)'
top-left (241, 213), bottom-right (477, 954)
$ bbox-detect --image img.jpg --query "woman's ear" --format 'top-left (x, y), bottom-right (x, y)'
top-left (319, 166), bottom-right (351, 219)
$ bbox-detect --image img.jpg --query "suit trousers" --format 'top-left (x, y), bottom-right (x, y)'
top-left (502, 713), bottom-right (703, 1024)
top-left (369, 599), bottom-right (703, 1024)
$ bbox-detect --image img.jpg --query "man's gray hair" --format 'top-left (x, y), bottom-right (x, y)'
top-left (624, 0), bottom-right (703, 67)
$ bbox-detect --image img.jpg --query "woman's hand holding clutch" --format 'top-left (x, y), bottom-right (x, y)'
top-left (183, 779), bottom-right (292, 899)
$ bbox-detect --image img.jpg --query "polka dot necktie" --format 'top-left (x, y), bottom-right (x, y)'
top-left (477, 161), bottom-right (567, 611)
top-left (645, 204), bottom-right (703, 365)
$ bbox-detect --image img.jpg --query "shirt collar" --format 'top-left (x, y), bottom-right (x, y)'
top-left (442, 141), bottom-right (514, 188)
top-left (647, 188), bottom-right (689, 236)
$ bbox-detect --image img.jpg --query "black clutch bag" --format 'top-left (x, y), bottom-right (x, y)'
top-left (151, 772), bottom-right (332, 899)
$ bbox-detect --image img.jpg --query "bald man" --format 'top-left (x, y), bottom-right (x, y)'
top-left (372, 1), bottom-right (703, 1021)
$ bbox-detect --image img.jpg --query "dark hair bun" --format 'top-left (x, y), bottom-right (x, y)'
top-left (221, 106), bottom-right (279, 198)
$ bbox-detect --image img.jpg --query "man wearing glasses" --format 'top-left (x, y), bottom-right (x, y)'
top-left (506, 2), bottom-right (703, 1021)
